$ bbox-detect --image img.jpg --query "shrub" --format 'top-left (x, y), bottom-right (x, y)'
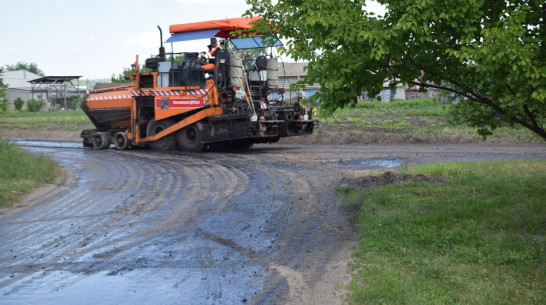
top-left (13, 98), bottom-right (24, 111)
top-left (70, 97), bottom-right (81, 110)
top-left (0, 99), bottom-right (7, 112)
top-left (26, 99), bottom-right (45, 112)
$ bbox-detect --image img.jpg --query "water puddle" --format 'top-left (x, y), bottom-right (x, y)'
top-left (12, 139), bottom-right (82, 149)
top-left (328, 156), bottom-right (404, 169)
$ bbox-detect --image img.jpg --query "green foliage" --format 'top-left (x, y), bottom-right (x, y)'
top-left (13, 98), bottom-right (24, 111)
top-left (316, 98), bottom-right (538, 141)
top-left (0, 68), bottom-right (7, 112)
top-left (26, 99), bottom-right (45, 112)
top-left (0, 100), bottom-right (7, 112)
top-left (0, 140), bottom-right (58, 207)
top-left (4, 61), bottom-right (45, 76)
top-left (0, 109), bottom-right (93, 131)
top-left (341, 160), bottom-right (546, 304)
top-left (111, 65), bottom-right (139, 83)
top-left (70, 96), bottom-right (81, 110)
top-left (245, 0), bottom-right (546, 140)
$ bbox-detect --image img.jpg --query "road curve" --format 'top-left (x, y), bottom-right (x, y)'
top-left (1, 142), bottom-right (545, 305)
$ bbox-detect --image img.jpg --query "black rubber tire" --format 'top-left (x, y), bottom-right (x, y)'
top-left (83, 138), bottom-right (94, 148)
top-left (176, 122), bottom-right (203, 152)
top-left (92, 132), bottom-right (110, 149)
top-left (146, 118), bottom-right (178, 151)
top-left (113, 132), bottom-right (130, 150)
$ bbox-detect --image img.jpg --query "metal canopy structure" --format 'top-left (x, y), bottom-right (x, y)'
top-left (165, 28), bottom-right (221, 43)
top-left (29, 76), bottom-right (82, 110)
top-left (230, 37), bottom-right (283, 49)
top-left (169, 16), bottom-right (262, 38)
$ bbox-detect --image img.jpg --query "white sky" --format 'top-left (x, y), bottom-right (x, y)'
top-left (0, 0), bottom-right (385, 80)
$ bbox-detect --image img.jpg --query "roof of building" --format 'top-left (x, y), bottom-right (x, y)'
top-left (29, 76), bottom-right (81, 84)
top-left (1, 70), bottom-right (42, 89)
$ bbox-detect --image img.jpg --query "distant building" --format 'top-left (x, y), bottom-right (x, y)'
top-left (277, 62), bottom-right (441, 103)
top-left (1, 70), bottom-right (84, 110)
top-left (1, 70), bottom-right (41, 109)
top-left (277, 62), bottom-right (320, 102)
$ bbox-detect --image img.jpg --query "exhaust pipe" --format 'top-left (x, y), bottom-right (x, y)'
top-left (157, 25), bottom-right (165, 60)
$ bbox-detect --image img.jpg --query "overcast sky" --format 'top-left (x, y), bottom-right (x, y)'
top-left (0, 0), bottom-right (385, 81)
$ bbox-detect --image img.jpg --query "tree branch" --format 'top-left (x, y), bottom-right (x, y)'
top-left (410, 80), bottom-right (546, 140)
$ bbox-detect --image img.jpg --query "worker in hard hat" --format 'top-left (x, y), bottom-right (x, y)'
top-left (201, 38), bottom-right (221, 70)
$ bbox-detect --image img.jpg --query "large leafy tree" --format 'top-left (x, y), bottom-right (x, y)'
top-left (245, 0), bottom-right (545, 140)
top-left (4, 62), bottom-right (45, 76)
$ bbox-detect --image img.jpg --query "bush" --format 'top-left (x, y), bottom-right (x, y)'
top-left (70, 97), bottom-right (81, 110)
top-left (13, 98), bottom-right (24, 111)
top-left (26, 99), bottom-right (45, 112)
top-left (0, 99), bottom-right (7, 112)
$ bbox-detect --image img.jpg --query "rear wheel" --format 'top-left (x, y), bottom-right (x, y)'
top-left (92, 132), bottom-right (110, 149)
top-left (146, 118), bottom-right (178, 151)
top-left (113, 132), bottom-right (130, 150)
top-left (176, 122), bottom-right (203, 152)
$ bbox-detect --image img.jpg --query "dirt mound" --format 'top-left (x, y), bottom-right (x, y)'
top-left (340, 171), bottom-right (447, 190)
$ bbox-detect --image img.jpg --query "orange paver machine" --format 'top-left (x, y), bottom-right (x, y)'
top-left (81, 17), bottom-right (316, 151)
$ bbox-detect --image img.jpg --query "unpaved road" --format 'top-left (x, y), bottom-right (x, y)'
top-left (1, 141), bottom-right (545, 305)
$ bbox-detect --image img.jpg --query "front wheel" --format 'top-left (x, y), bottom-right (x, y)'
top-left (146, 118), bottom-right (178, 151)
top-left (176, 122), bottom-right (203, 152)
top-left (113, 131), bottom-right (130, 150)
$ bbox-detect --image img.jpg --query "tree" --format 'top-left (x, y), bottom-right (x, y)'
top-left (0, 68), bottom-right (7, 112)
top-left (111, 66), bottom-right (139, 83)
top-left (4, 62), bottom-right (45, 76)
top-left (244, 0), bottom-right (546, 140)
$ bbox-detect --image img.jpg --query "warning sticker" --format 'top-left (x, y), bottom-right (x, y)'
top-left (155, 97), bottom-right (205, 109)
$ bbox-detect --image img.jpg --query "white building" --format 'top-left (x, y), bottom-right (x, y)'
top-left (1, 70), bottom-right (83, 110)
top-left (1, 70), bottom-right (42, 109)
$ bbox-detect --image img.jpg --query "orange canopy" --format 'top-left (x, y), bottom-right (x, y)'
top-left (169, 16), bottom-right (262, 38)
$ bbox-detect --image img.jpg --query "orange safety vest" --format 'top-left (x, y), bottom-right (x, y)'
top-left (208, 45), bottom-right (221, 56)
top-left (202, 45), bottom-right (221, 70)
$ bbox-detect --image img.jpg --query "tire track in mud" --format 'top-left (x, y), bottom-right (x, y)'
top-left (183, 151), bottom-right (353, 305)
top-left (0, 149), bottom-right (252, 300)
top-left (2, 142), bottom-right (545, 304)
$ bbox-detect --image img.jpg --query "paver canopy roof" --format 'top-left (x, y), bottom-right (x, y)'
top-left (169, 16), bottom-right (262, 38)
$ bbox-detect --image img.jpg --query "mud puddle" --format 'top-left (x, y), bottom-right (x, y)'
top-left (327, 156), bottom-right (404, 169)
top-left (12, 139), bottom-right (82, 149)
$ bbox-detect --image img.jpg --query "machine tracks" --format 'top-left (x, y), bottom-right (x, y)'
top-left (0, 145), bottom-right (353, 305)
top-left (2, 142), bottom-right (545, 304)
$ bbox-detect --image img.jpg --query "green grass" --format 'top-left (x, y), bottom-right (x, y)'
top-left (0, 109), bottom-right (93, 131)
top-left (317, 98), bottom-right (541, 142)
top-left (0, 140), bottom-right (59, 208)
top-left (340, 160), bottom-right (545, 304)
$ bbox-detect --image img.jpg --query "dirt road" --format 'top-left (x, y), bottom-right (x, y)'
top-left (1, 141), bottom-right (545, 305)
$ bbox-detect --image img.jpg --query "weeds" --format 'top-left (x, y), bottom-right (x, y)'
top-left (0, 109), bottom-right (93, 131)
top-left (0, 140), bottom-right (59, 208)
top-left (318, 98), bottom-right (539, 142)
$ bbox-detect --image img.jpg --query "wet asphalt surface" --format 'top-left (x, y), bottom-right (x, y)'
top-left (1, 141), bottom-right (545, 305)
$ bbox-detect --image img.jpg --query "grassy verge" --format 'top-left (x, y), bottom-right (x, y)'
top-left (0, 140), bottom-right (59, 208)
top-left (339, 160), bottom-right (545, 304)
top-left (318, 98), bottom-right (540, 142)
top-left (0, 109), bottom-right (93, 131)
